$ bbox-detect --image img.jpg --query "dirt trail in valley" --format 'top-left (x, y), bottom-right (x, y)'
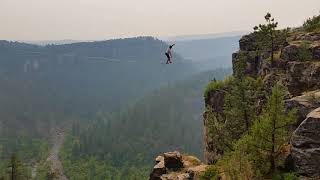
top-left (46, 128), bottom-right (68, 180)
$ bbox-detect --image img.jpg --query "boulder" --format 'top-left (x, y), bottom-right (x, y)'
top-left (182, 156), bottom-right (201, 168)
top-left (285, 61), bottom-right (320, 96)
top-left (186, 165), bottom-right (208, 178)
top-left (150, 156), bottom-right (166, 180)
top-left (164, 151), bottom-right (184, 170)
top-left (161, 173), bottom-right (190, 180)
top-left (286, 91), bottom-right (320, 125)
top-left (149, 152), bottom-right (208, 180)
top-left (239, 33), bottom-right (257, 51)
top-left (281, 44), bottom-right (300, 61)
top-left (312, 45), bottom-right (320, 60)
top-left (156, 155), bottom-right (164, 163)
top-left (291, 108), bottom-right (320, 178)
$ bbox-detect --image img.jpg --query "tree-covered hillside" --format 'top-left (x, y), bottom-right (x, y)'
top-left (0, 37), bottom-right (194, 136)
top-left (0, 37), bottom-right (199, 178)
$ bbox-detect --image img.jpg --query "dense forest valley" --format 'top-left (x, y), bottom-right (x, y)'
top-left (0, 36), bottom-right (235, 179)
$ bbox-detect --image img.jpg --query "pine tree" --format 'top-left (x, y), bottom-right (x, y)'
top-left (253, 13), bottom-right (289, 64)
top-left (223, 77), bottom-right (264, 140)
top-left (253, 13), bottom-right (280, 65)
top-left (9, 153), bottom-right (21, 180)
top-left (248, 85), bottom-right (296, 174)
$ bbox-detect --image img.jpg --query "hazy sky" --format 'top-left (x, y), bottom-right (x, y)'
top-left (0, 0), bottom-right (319, 40)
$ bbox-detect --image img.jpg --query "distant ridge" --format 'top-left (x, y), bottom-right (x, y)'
top-left (21, 39), bottom-right (87, 46)
top-left (161, 31), bottom-right (247, 42)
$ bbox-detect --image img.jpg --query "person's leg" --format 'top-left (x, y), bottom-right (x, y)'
top-left (166, 53), bottom-right (170, 64)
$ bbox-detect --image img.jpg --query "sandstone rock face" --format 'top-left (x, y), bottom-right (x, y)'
top-left (150, 152), bottom-right (207, 180)
top-left (291, 108), bottom-right (320, 178)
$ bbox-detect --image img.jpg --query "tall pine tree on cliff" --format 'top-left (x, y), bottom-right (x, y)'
top-left (254, 13), bottom-right (278, 64)
top-left (248, 85), bottom-right (296, 174)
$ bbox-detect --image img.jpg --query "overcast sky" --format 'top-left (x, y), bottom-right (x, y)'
top-left (0, 0), bottom-right (319, 40)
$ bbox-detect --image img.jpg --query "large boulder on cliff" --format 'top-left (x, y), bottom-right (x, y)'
top-left (281, 42), bottom-right (320, 62)
top-left (286, 90), bottom-right (320, 125)
top-left (285, 61), bottom-right (320, 96)
top-left (239, 33), bottom-right (257, 51)
top-left (312, 45), bottom-right (320, 60)
top-left (149, 152), bottom-right (207, 180)
top-left (281, 44), bottom-right (301, 61)
top-left (291, 107), bottom-right (320, 178)
top-left (164, 151), bottom-right (184, 170)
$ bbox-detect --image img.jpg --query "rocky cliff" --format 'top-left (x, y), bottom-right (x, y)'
top-left (204, 30), bottom-right (320, 178)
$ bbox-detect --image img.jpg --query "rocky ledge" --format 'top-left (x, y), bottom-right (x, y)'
top-left (149, 151), bottom-right (208, 180)
top-left (291, 107), bottom-right (320, 178)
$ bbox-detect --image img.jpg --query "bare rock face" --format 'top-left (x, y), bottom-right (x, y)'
top-left (149, 152), bottom-right (207, 180)
top-left (292, 32), bottom-right (320, 42)
top-left (164, 151), bottom-right (184, 170)
top-left (150, 156), bottom-right (167, 180)
top-left (281, 44), bottom-right (301, 61)
top-left (285, 62), bottom-right (320, 96)
top-left (239, 33), bottom-right (257, 51)
top-left (286, 91), bottom-right (320, 125)
top-left (291, 108), bottom-right (320, 178)
top-left (281, 39), bottom-right (320, 62)
top-left (313, 45), bottom-right (320, 60)
top-left (204, 89), bottom-right (227, 116)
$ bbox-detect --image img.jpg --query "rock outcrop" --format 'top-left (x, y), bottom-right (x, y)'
top-left (285, 61), bottom-right (320, 96)
top-left (150, 151), bottom-right (208, 180)
top-left (203, 29), bottom-right (320, 178)
top-left (291, 108), bottom-right (320, 178)
top-left (286, 90), bottom-right (320, 125)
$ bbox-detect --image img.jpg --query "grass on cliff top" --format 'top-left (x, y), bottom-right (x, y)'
top-left (303, 14), bottom-right (320, 32)
top-left (204, 76), bottom-right (234, 99)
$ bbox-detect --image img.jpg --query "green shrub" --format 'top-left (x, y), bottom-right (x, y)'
top-left (297, 43), bottom-right (312, 61)
top-left (200, 165), bottom-right (219, 180)
top-left (273, 172), bottom-right (299, 180)
top-left (283, 172), bottom-right (299, 180)
top-left (303, 14), bottom-right (320, 32)
top-left (204, 76), bottom-right (234, 99)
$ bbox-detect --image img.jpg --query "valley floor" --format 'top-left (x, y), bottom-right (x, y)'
top-left (46, 128), bottom-right (68, 180)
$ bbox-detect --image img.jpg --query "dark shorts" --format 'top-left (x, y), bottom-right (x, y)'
top-left (165, 53), bottom-right (170, 59)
